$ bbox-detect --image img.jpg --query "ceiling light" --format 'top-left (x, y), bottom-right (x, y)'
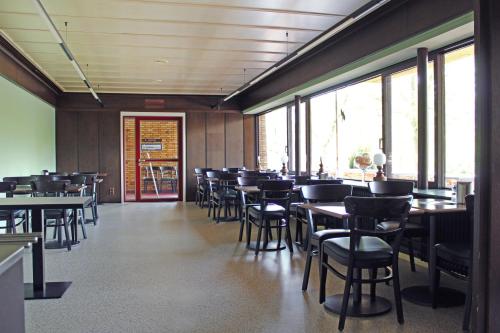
top-left (154, 79), bottom-right (163, 82)
top-left (154, 59), bottom-right (169, 64)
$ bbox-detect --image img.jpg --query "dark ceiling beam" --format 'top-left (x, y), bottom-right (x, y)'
top-left (0, 34), bottom-right (62, 105)
top-left (237, 0), bottom-right (473, 110)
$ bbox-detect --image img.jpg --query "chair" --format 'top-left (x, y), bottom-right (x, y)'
top-left (247, 180), bottom-right (294, 255)
top-left (301, 184), bottom-right (353, 291)
top-left (211, 172), bottom-right (239, 223)
top-left (75, 173), bottom-right (99, 225)
top-left (206, 171), bottom-right (221, 218)
top-left (368, 180), bottom-right (423, 272)
top-left (283, 175), bottom-right (311, 185)
top-left (68, 175), bottom-right (88, 239)
top-left (432, 194), bottom-right (473, 331)
top-left (32, 180), bottom-right (73, 251)
top-left (194, 168), bottom-right (212, 208)
top-left (320, 196), bottom-right (412, 330)
top-left (236, 176), bottom-right (270, 242)
top-left (0, 182), bottom-right (27, 233)
top-left (159, 166), bottom-right (178, 192)
top-left (142, 166), bottom-right (159, 193)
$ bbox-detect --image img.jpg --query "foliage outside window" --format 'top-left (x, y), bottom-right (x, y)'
top-left (257, 107), bottom-right (288, 171)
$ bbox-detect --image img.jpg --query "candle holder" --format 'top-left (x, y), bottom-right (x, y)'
top-left (280, 155), bottom-right (289, 176)
top-left (317, 157), bottom-right (324, 176)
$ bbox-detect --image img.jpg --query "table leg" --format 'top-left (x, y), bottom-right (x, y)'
top-left (24, 208), bottom-right (72, 300)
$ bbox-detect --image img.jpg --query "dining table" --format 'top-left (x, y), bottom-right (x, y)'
top-left (300, 198), bottom-right (466, 316)
top-left (0, 196), bottom-right (92, 299)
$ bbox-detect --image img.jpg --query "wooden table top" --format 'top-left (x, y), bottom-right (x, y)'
top-left (235, 185), bottom-right (302, 193)
top-left (10, 184), bottom-right (87, 195)
top-left (0, 196), bottom-right (92, 209)
top-left (411, 198), bottom-right (466, 213)
top-left (301, 202), bottom-right (428, 219)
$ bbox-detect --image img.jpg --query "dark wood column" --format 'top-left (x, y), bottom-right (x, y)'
top-left (473, 0), bottom-right (500, 331)
top-left (417, 47), bottom-right (429, 189)
top-left (294, 95), bottom-right (301, 173)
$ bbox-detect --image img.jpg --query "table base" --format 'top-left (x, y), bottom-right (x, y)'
top-left (24, 282), bottom-right (72, 300)
top-left (324, 294), bottom-right (392, 317)
top-left (247, 240), bottom-right (287, 252)
top-left (401, 285), bottom-right (465, 307)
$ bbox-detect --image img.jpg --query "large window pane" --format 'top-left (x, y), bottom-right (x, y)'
top-left (300, 101), bottom-right (307, 173)
top-left (337, 77), bottom-right (382, 180)
top-left (445, 45), bottom-right (475, 186)
top-left (390, 64), bottom-right (435, 181)
top-left (311, 92), bottom-right (337, 175)
top-left (258, 107), bottom-right (288, 171)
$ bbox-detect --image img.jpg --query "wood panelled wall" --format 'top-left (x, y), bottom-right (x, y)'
top-left (56, 93), bottom-right (256, 202)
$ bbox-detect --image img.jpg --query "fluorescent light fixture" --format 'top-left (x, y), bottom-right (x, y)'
top-left (32, 0), bottom-right (103, 106)
top-left (32, 0), bottom-right (63, 44)
top-left (71, 60), bottom-right (86, 80)
top-left (223, 0), bottom-right (391, 102)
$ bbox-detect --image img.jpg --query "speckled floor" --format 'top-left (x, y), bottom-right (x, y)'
top-left (21, 202), bottom-right (465, 333)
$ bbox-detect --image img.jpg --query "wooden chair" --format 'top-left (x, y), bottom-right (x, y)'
top-left (0, 182), bottom-right (27, 233)
top-left (320, 196), bottom-right (412, 330)
top-left (368, 180), bottom-right (423, 272)
top-left (159, 166), bottom-right (178, 192)
top-left (432, 194), bottom-right (473, 331)
top-left (247, 180), bottom-right (294, 255)
top-left (236, 176), bottom-right (270, 242)
top-left (301, 184), bottom-right (353, 291)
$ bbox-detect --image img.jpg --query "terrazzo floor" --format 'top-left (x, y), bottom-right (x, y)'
top-left (22, 202), bottom-right (465, 333)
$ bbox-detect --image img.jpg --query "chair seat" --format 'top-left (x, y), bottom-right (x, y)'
top-left (248, 204), bottom-right (287, 219)
top-left (435, 242), bottom-right (471, 267)
top-left (44, 209), bottom-right (65, 219)
top-left (323, 236), bottom-right (393, 267)
top-left (377, 221), bottom-right (426, 237)
top-left (214, 189), bottom-right (237, 199)
top-left (311, 229), bottom-right (350, 246)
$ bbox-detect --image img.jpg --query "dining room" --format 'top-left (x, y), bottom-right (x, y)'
top-left (0, 0), bottom-right (498, 332)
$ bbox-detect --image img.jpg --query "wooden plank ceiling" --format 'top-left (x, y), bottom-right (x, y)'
top-left (0, 0), bottom-right (370, 95)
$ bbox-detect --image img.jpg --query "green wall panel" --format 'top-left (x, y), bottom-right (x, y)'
top-left (0, 75), bottom-right (55, 178)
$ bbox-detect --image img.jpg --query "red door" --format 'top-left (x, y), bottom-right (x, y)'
top-left (123, 116), bottom-right (183, 202)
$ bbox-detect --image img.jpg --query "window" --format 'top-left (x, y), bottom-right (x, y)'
top-left (310, 92), bottom-right (337, 175)
top-left (389, 64), bottom-right (434, 181)
top-left (257, 107), bottom-right (288, 171)
top-left (336, 77), bottom-right (383, 180)
top-left (444, 45), bottom-right (475, 186)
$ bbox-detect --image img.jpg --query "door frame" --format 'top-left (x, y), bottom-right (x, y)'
top-left (120, 111), bottom-right (187, 203)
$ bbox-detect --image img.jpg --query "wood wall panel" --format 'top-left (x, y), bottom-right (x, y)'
top-left (206, 113), bottom-right (225, 169)
top-left (56, 94), bottom-right (246, 202)
top-left (225, 113), bottom-right (244, 168)
top-left (98, 111), bottom-right (121, 202)
top-left (243, 115), bottom-right (256, 169)
top-left (77, 112), bottom-right (100, 173)
top-left (56, 111), bottom-right (78, 172)
top-left (186, 112), bottom-right (207, 201)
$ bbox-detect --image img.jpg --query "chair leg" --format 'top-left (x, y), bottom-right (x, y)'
top-left (246, 220), bottom-right (252, 248)
top-left (79, 210), bottom-right (87, 239)
top-left (255, 217), bottom-right (263, 256)
top-left (277, 221), bottom-right (282, 250)
top-left (408, 238), bottom-right (416, 272)
top-left (285, 219), bottom-right (293, 253)
top-left (463, 275), bottom-right (472, 331)
top-left (63, 216), bottom-right (71, 251)
top-left (432, 269), bottom-right (441, 309)
top-left (53, 221), bottom-right (58, 239)
top-left (92, 203), bottom-right (98, 225)
top-left (339, 264), bottom-right (354, 331)
top-left (207, 196), bottom-right (212, 217)
top-left (319, 248), bottom-right (328, 304)
top-left (370, 268), bottom-right (378, 301)
top-left (392, 261), bottom-right (404, 324)
top-left (302, 241), bottom-right (314, 291)
top-left (238, 209), bottom-right (245, 242)
top-left (216, 201), bottom-right (222, 223)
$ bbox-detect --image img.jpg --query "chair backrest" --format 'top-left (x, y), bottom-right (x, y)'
top-left (194, 168), bottom-right (203, 174)
top-left (237, 176), bottom-right (270, 186)
top-left (259, 172), bottom-right (279, 180)
top-left (241, 170), bottom-right (261, 177)
top-left (49, 172), bottom-right (69, 176)
top-left (205, 171), bottom-right (220, 179)
top-left (344, 195), bottom-right (412, 241)
top-left (160, 166), bottom-right (177, 177)
top-left (11, 176), bottom-right (38, 185)
top-left (368, 180), bottom-right (414, 196)
top-left (33, 180), bottom-right (70, 196)
top-left (51, 175), bottom-right (71, 181)
top-left (306, 179), bottom-right (343, 185)
top-left (301, 184), bottom-right (353, 203)
top-left (218, 172), bottom-right (239, 182)
top-left (0, 181), bottom-right (16, 193)
top-left (257, 180), bottom-right (294, 209)
top-left (70, 175), bottom-right (87, 185)
top-left (222, 167), bottom-right (239, 173)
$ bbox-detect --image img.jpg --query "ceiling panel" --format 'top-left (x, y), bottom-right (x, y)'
top-left (0, 0), bottom-right (372, 94)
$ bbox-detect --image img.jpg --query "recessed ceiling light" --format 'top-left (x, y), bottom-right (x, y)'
top-left (154, 79), bottom-right (163, 83)
top-left (154, 59), bottom-right (168, 64)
